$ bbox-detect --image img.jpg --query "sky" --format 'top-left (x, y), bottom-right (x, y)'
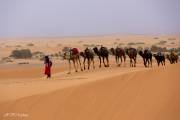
top-left (0, 0), bottom-right (180, 37)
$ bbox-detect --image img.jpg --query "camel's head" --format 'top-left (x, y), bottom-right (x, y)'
top-left (153, 54), bottom-right (158, 60)
top-left (138, 50), bottom-right (143, 57)
top-left (124, 48), bottom-right (129, 55)
top-left (110, 48), bottom-right (115, 55)
top-left (93, 47), bottom-right (99, 54)
top-left (80, 52), bottom-right (85, 57)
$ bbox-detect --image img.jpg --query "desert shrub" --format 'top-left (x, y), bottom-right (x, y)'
top-left (116, 38), bottom-right (120, 41)
top-left (15, 45), bottom-right (21, 47)
top-left (151, 45), bottom-right (167, 52)
top-left (177, 47), bottom-right (180, 52)
top-left (32, 51), bottom-right (44, 55)
top-left (114, 42), bottom-right (118, 45)
top-left (32, 51), bottom-right (45, 58)
top-left (62, 46), bottom-right (70, 52)
top-left (10, 49), bottom-right (32, 59)
top-left (83, 44), bottom-right (90, 47)
top-left (118, 43), bottom-right (124, 46)
top-left (54, 53), bottom-right (59, 57)
top-left (161, 47), bottom-right (167, 52)
top-left (157, 40), bottom-right (167, 45)
top-left (57, 43), bottom-right (62, 47)
top-left (137, 46), bottom-right (143, 51)
top-left (18, 62), bottom-right (29, 65)
top-left (154, 37), bottom-right (159, 39)
top-left (78, 41), bottom-right (83, 44)
top-left (168, 47), bottom-right (180, 53)
top-left (151, 45), bottom-right (160, 52)
top-left (39, 57), bottom-right (45, 61)
top-left (136, 42), bottom-right (145, 45)
top-left (6, 45), bottom-right (12, 48)
top-left (27, 43), bottom-right (34, 46)
top-left (168, 38), bottom-right (176, 40)
top-left (127, 42), bottom-right (136, 45)
top-left (50, 54), bottom-right (54, 57)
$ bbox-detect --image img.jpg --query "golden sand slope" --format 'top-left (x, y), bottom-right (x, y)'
top-left (0, 63), bottom-right (180, 120)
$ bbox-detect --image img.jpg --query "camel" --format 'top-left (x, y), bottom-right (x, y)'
top-left (80, 48), bottom-right (95, 70)
top-left (153, 52), bottom-right (165, 66)
top-left (93, 46), bottom-right (109, 67)
top-left (125, 48), bottom-right (137, 67)
top-left (166, 51), bottom-right (178, 64)
top-left (63, 48), bottom-right (83, 74)
top-left (138, 49), bottom-right (152, 67)
top-left (110, 47), bottom-right (126, 66)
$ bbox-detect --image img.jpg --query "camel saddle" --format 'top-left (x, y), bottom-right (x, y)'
top-left (71, 48), bottom-right (79, 55)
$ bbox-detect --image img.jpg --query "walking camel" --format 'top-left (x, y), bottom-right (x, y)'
top-left (138, 49), bottom-right (152, 67)
top-left (125, 48), bottom-right (137, 67)
top-left (63, 48), bottom-right (83, 74)
top-left (93, 46), bottom-right (109, 68)
top-left (80, 47), bottom-right (95, 70)
top-left (110, 47), bottom-right (126, 66)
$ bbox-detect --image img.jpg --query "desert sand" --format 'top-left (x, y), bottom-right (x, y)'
top-left (0, 35), bottom-right (180, 120)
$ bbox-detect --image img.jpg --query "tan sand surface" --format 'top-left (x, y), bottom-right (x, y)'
top-left (0, 63), bottom-right (179, 120)
top-left (0, 35), bottom-right (179, 120)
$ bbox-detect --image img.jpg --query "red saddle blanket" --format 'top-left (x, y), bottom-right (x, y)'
top-left (71, 48), bottom-right (79, 55)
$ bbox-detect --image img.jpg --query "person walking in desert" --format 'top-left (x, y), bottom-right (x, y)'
top-left (44, 56), bottom-right (52, 78)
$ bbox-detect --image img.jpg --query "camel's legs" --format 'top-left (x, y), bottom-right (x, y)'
top-left (143, 58), bottom-right (146, 67)
top-left (158, 61), bottom-right (160, 66)
top-left (73, 59), bottom-right (77, 72)
top-left (161, 61), bottom-right (163, 66)
top-left (92, 58), bottom-right (95, 69)
top-left (102, 57), bottom-right (106, 67)
top-left (88, 58), bottom-right (90, 70)
top-left (120, 56), bottom-right (123, 66)
top-left (76, 58), bottom-right (79, 70)
top-left (99, 56), bottom-right (102, 68)
top-left (78, 57), bottom-right (83, 71)
top-left (123, 55), bottom-right (126, 66)
top-left (83, 57), bottom-right (86, 70)
top-left (147, 59), bottom-right (149, 67)
top-left (133, 58), bottom-right (135, 67)
top-left (124, 55), bottom-right (126, 62)
top-left (146, 58), bottom-right (149, 67)
top-left (106, 56), bottom-right (109, 67)
top-left (116, 56), bottom-right (119, 66)
top-left (134, 57), bottom-right (137, 67)
top-left (130, 59), bottom-right (132, 67)
top-left (68, 59), bottom-right (71, 74)
top-left (150, 58), bottom-right (152, 67)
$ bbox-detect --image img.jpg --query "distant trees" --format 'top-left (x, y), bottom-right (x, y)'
top-left (10, 49), bottom-right (32, 59)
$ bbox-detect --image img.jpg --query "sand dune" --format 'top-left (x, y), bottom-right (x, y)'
top-left (0, 63), bottom-right (179, 120)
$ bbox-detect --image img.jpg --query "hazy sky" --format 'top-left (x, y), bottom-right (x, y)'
top-left (0, 0), bottom-right (180, 37)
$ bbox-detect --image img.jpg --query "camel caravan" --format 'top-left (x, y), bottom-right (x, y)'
top-left (62, 45), bottom-right (179, 74)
